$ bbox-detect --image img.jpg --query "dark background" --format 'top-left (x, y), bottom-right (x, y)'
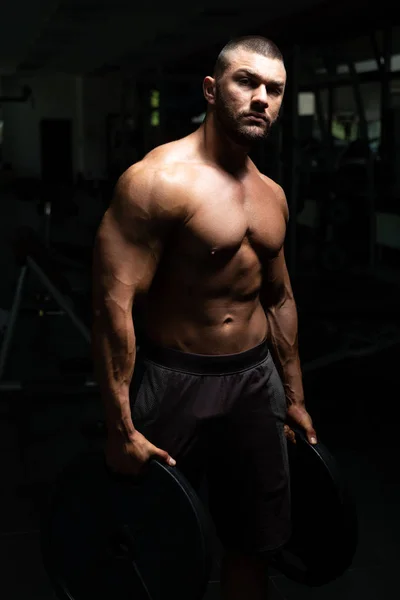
top-left (0, 1), bottom-right (399, 598)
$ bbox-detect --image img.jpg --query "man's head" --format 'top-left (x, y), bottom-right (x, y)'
top-left (203, 36), bottom-right (286, 147)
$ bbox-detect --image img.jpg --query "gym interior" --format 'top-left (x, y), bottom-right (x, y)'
top-left (0, 1), bottom-right (399, 598)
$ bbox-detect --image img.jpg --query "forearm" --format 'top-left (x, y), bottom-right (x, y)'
top-left (92, 305), bottom-right (137, 437)
top-left (265, 297), bottom-right (304, 406)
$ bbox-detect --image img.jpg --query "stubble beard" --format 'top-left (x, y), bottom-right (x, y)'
top-left (214, 83), bottom-right (275, 148)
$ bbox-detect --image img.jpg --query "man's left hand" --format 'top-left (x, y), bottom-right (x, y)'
top-left (284, 402), bottom-right (317, 446)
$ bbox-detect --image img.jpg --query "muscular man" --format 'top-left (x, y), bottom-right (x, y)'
top-left (92, 35), bottom-right (317, 600)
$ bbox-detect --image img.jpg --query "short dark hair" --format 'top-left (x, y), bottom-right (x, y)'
top-left (213, 35), bottom-right (284, 79)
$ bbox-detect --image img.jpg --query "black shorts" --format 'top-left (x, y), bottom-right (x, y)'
top-left (130, 338), bottom-right (291, 555)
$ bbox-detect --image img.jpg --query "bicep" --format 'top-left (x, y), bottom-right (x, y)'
top-left (263, 247), bottom-right (293, 307)
top-left (92, 176), bottom-right (164, 314)
top-left (260, 178), bottom-right (291, 305)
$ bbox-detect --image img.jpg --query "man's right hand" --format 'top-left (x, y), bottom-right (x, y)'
top-left (105, 430), bottom-right (176, 477)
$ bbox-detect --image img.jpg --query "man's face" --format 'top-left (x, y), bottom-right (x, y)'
top-left (213, 49), bottom-right (286, 147)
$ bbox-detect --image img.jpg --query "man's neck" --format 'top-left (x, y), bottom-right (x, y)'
top-left (196, 112), bottom-right (250, 177)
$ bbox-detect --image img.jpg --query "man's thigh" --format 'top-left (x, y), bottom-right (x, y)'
top-left (206, 358), bottom-right (291, 555)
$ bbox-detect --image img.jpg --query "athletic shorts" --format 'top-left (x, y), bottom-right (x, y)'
top-left (130, 337), bottom-right (291, 555)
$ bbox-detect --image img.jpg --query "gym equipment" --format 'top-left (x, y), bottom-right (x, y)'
top-left (0, 227), bottom-right (94, 392)
top-left (42, 422), bottom-right (358, 598)
top-left (271, 427), bottom-right (358, 586)
top-left (41, 452), bottom-right (213, 600)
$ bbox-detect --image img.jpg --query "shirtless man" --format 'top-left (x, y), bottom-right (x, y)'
top-left (92, 35), bottom-right (317, 600)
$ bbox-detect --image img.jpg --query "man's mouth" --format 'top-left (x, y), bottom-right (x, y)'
top-left (245, 114), bottom-right (267, 123)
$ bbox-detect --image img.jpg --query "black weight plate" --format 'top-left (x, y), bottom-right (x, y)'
top-left (41, 452), bottom-right (213, 600)
top-left (271, 429), bottom-right (358, 586)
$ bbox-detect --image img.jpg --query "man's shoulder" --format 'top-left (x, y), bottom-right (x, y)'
top-left (116, 143), bottom-right (198, 220)
top-left (258, 173), bottom-right (288, 221)
top-left (258, 172), bottom-right (282, 194)
top-left (124, 138), bottom-right (200, 181)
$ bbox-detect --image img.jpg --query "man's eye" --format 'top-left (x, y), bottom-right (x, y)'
top-left (239, 78), bottom-right (250, 85)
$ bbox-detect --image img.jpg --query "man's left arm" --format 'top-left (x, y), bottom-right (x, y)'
top-left (260, 186), bottom-right (317, 445)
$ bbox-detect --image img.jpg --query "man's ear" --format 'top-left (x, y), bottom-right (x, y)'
top-left (203, 76), bottom-right (216, 105)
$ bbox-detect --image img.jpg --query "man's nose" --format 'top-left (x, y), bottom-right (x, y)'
top-left (252, 85), bottom-right (268, 107)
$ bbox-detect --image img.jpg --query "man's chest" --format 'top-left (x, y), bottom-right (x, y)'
top-left (176, 173), bottom-right (287, 262)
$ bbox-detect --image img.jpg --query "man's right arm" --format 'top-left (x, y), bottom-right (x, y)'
top-left (92, 166), bottom-right (180, 441)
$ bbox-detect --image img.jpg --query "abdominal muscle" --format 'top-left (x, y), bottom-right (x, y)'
top-left (142, 283), bottom-right (269, 355)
